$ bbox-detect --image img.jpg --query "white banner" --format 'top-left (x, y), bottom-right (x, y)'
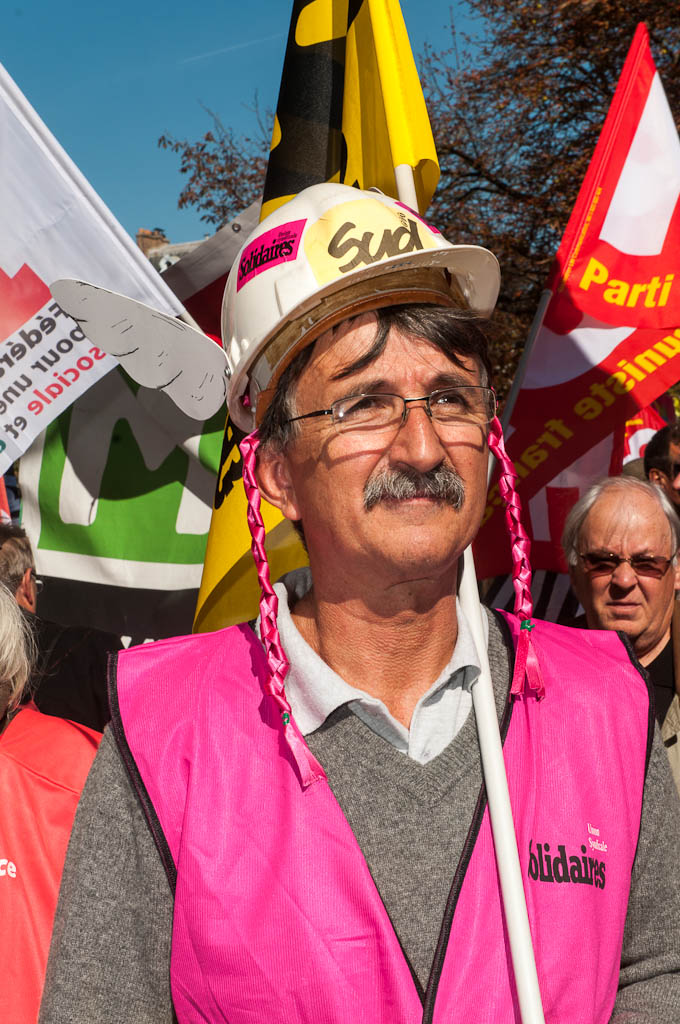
top-left (0, 62), bottom-right (185, 470)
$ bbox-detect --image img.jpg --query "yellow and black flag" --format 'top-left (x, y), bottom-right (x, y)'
top-left (261, 0), bottom-right (439, 220)
top-left (194, 0), bottom-right (439, 632)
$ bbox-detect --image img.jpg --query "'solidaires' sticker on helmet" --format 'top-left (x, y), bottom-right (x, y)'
top-left (236, 220), bottom-right (307, 292)
top-left (305, 199), bottom-right (439, 285)
top-left (394, 201), bottom-right (442, 235)
top-left (49, 279), bottom-right (229, 421)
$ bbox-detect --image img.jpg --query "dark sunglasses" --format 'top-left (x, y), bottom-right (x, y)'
top-left (579, 551), bottom-right (675, 579)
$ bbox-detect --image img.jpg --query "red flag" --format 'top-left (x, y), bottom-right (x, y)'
top-left (476, 24), bottom-right (680, 577)
top-left (517, 404), bottom-right (667, 573)
top-left (0, 476), bottom-right (11, 525)
top-left (611, 404), bottom-right (667, 469)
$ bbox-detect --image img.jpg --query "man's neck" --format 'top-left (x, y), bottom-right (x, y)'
top-left (637, 627), bottom-right (672, 667)
top-left (291, 574), bottom-right (459, 728)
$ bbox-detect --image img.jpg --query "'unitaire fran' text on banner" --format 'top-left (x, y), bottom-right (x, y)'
top-left (484, 403), bottom-right (667, 624)
top-left (195, 0), bottom-right (439, 631)
top-left (475, 23), bottom-right (680, 577)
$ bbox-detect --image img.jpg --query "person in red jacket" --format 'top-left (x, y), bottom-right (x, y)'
top-left (0, 581), bottom-right (100, 1023)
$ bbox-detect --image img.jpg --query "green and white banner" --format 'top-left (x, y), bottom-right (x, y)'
top-left (21, 368), bottom-right (223, 641)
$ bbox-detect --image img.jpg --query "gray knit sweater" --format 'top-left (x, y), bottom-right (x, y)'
top-left (39, 612), bottom-right (680, 1022)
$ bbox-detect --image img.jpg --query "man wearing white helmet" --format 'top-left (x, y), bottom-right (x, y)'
top-left (40, 185), bottom-right (680, 1023)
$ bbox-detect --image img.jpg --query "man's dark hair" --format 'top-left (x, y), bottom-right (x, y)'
top-left (0, 524), bottom-right (34, 596)
top-left (259, 304), bottom-right (493, 452)
top-left (644, 422), bottom-right (680, 478)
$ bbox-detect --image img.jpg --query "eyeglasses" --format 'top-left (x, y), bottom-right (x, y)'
top-left (30, 570), bottom-right (44, 594)
top-left (285, 386), bottom-right (497, 438)
top-left (578, 551), bottom-right (676, 579)
top-left (666, 461), bottom-right (680, 481)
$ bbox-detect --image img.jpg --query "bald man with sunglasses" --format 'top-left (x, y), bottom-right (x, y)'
top-left (563, 476), bottom-right (680, 791)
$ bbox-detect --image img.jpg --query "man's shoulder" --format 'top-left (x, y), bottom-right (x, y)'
top-left (110, 624), bottom-right (272, 801)
top-left (119, 621), bottom-right (259, 664)
top-left (492, 609), bottom-right (647, 704)
top-left (496, 608), bottom-right (633, 653)
top-left (0, 705), bottom-right (100, 791)
top-left (114, 622), bottom-right (267, 711)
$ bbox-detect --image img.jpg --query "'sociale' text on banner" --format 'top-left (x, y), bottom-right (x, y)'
top-left (0, 265), bottom-right (115, 475)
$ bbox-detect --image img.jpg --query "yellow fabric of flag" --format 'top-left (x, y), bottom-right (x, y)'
top-left (343, 0), bottom-right (439, 215)
top-left (194, 0), bottom-right (438, 632)
top-left (261, 0), bottom-right (439, 221)
top-left (194, 417), bottom-right (304, 631)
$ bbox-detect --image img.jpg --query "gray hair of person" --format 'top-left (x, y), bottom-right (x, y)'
top-left (0, 524), bottom-right (34, 596)
top-left (561, 476), bottom-right (680, 568)
top-left (0, 581), bottom-right (35, 716)
top-left (257, 303), bottom-right (494, 452)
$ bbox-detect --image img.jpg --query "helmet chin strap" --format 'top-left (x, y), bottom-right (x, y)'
top-left (239, 415), bottom-right (544, 782)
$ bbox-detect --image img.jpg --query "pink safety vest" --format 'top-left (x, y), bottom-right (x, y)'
top-left (111, 613), bottom-right (652, 1024)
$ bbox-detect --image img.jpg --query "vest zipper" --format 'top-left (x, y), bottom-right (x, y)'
top-left (108, 651), bottom-right (178, 893)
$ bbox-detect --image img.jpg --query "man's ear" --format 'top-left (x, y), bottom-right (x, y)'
top-left (673, 557), bottom-right (680, 595)
top-left (568, 563), bottom-right (584, 604)
top-left (255, 446), bottom-right (303, 522)
top-left (15, 567), bottom-right (36, 613)
top-left (648, 467), bottom-right (665, 488)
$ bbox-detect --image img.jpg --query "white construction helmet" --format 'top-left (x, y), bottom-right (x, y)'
top-left (223, 183), bottom-right (500, 432)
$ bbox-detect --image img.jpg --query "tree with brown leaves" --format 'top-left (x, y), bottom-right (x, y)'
top-left (158, 108), bottom-right (267, 229)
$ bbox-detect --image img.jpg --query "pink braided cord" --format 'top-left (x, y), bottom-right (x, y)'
top-left (239, 431), bottom-right (326, 785)
top-left (487, 416), bottom-right (533, 620)
top-left (487, 416), bottom-right (545, 699)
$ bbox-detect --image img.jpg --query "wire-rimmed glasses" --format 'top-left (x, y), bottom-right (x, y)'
top-left (285, 385), bottom-right (497, 442)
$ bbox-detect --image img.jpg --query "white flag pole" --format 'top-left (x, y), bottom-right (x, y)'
top-left (458, 549), bottom-right (545, 1024)
top-left (394, 164), bottom-right (420, 212)
top-left (394, 163), bottom-right (545, 1023)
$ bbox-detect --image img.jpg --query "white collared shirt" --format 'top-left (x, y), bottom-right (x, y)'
top-left (264, 568), bottom-right (486, 765)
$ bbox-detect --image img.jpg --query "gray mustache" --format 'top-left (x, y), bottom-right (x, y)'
top-left (363, 465), bottom-right (465, 511)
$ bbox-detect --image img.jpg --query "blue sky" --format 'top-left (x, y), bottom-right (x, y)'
top-left (3, 1), bottom-right (473, 244)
